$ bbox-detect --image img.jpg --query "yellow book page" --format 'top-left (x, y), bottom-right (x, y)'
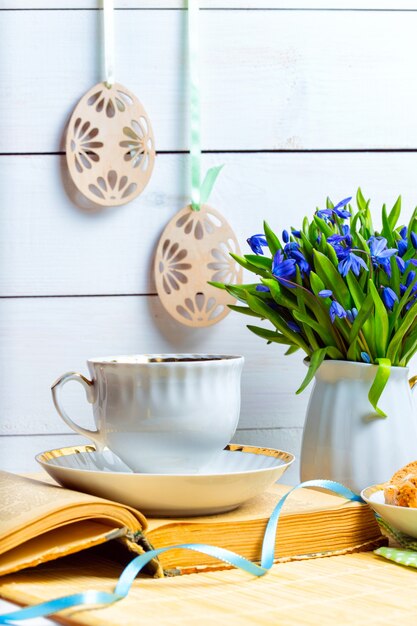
top-left (0, 521), bottom-right (126, 576)
top-left (0, 472), bottom-right (147, 545)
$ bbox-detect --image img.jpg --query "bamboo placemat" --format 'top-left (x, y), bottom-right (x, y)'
top-left (1, 549), bottom-right (417, 626)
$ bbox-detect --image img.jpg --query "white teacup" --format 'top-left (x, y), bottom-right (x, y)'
top-left (51, 354), bottom-right (244, 474)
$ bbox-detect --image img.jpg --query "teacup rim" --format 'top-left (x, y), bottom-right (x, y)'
top-left (87, 354), bottom-right (244, 365)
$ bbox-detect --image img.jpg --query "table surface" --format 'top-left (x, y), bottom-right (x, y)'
top-left (1, 550), bottom-right (417, 626)
top-left (2, 473), bottom-right (416, 625)
top-left (0, 599), bottom-right (57, 625)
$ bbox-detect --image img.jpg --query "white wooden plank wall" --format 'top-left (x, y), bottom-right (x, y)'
top-left (2, 1), bottom-right (417, 486)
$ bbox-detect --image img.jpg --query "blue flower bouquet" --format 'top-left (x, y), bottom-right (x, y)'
top-left (213, 189), bottom-right (417, 415)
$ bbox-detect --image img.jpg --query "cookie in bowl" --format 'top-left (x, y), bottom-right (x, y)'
top-left (384, 461), bottom-right (417, 508)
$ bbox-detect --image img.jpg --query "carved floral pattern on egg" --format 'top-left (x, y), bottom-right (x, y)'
top-left (65, 82), bottom-right (155, 207)
top-left (154, 205), bottom-right (243, 327)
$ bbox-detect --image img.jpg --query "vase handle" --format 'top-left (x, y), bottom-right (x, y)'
top-left (409, 376), bottom-right (417, 390)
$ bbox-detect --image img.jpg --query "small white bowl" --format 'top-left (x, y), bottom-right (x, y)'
top-left (361, 484), bottom-right (417, 538)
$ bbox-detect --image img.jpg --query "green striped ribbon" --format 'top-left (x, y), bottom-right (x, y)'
top-left (188, 0), bottom-right (223, 211)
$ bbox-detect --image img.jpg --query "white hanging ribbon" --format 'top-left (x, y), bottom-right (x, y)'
top-left (103, 0), bottom-right (115, 86)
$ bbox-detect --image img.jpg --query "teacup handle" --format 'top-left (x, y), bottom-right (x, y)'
top-left (51, 372), bottom-right (102, 447)
top-left (410, 376), bottom-right (417, 390)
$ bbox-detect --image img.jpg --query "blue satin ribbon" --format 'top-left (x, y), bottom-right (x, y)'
top-left (188, 0), bottom-right (223, 211)
top-left (0, 480), bottom-right (362, 624)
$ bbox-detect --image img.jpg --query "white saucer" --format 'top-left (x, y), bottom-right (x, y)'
top-left (361, 484), bottom-right (417, 538)
top-left (36, 444), bottom-right (294, 517)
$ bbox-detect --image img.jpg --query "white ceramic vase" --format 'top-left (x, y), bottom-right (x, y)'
top-left (300, 360), bottom-right (417, 493)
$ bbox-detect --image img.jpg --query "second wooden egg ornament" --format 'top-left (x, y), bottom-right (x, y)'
top-left (154, 204), bottom-right (242, 327)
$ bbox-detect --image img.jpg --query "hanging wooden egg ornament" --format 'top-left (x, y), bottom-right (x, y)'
top-left (65, 0), bottom-right (155, 207)
top-left (154, 204), bottom-right (242, 327)
top-left (154, 0), bottom-right (242, 328)
top-left (66, 82), bottom-right (155, 207)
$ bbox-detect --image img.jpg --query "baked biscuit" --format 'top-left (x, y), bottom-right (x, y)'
top-left (384, 461), bottom-right (417, 508)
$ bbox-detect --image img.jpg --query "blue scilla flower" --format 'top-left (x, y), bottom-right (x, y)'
top-left (411, 232), bottom-right (417, 249)
top-left (255, 284), bottom-right (270, 293)
top-left (400, 271), bottom-right (417, 296)
top-left (398, 238), bottom-right (408, 257)
top-left (368, 236), bottom-right (397, 276)
top-left (292, 229), bottom-right (302, 239)
top-left (361, 351), bottom-right (371, 364)
top-left (405, 296), bottom-right (417, 311)
top-left (284, 242), bottom-right (310, 274)
top-left (382, 287), bottom-right (398, 311)
top-left (317, 197), bottom-right (352, 221)
top-left (396, 256), bottom-right (406, 273)
top-left (282, 230), bottom-right (289, 243)
top-left (287, 320), bottom-right (301, 333)
top-left (316, 208), bottom-right (334, 220)
top-left (406, 271), bottom-right (416, 287)
top-left (400, 226), bottom-right (407, 238)
top-left (247, 234), bottom-right (268, 255)
top-left (346, 307), bottom-right (358, 323)
top-left (329, 300), bottom-right (347, 323)
top-left (337, 250), bottom-right (368, 277)
top-left (318, 289), bottom-right (333, 298)
top-left (328, 225), bottom-right (352, 248)
top-left (332, 197), bottom-right (352, 219)
top-left (368, 236), bottom-right (397, 263)
top-left (272, 250), bottom-right (297, 284)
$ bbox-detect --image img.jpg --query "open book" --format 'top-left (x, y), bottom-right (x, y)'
top-left (0, 471), bottom-right (385, 577)
top-left (0, 471), bottom-right (162, 578)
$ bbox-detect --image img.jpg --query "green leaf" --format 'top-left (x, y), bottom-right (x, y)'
top-left (293, 310), bottom-right (338, 349)
top-left (228, 304), bottom-right (263, 318)
top-left (309, 271), bottom-right (325, 296)
top-left (346, 292), bottom-right (374, 361)
top-left (300, 231), bottom-right (314, 259)
top-left (247, 325), bottom-right (295, 345)
top-left (295, 290), bottom-right (320, 351)
top-left (388, 196), bottom-right (401, 230)
top-left (350, 211), bottom-right (362, 237)
top-left (221, 283), bottom-right (257, 303)
top-left (346, 272), bottom-right (366, 308)
top-left (313, 250), bottom-right (351, 309)
top-left (260, 279), bottom-right (297, 310)
top-left (325, 242), bottom-right (339, 267)
top-left (356, 232), bottom-right (370, 254)
top-left (285, 345), bottom-right (300, 355)
top-left (368, 280), bottom-right (389, 358)
top-left (296, 348), bottom-right (328, 394)
top-left (390, 272), bottom-right (417, 333)
top-left (207, 281), bottom-right (226, 290)
top-left (381, 203), bottom-right (394, 246)
top-left (243, 254), bottom-right (272, 271)
top-left (229, 253), bottom-right (270, 278)
top-left (313, 215), bottom-right (334, 239)
top-left (263, 221), bottom-right (282, 255)
top-left (408, 209), bottom-right (417, 239)
top-left (387, 299), bottom-right (417, 363)
top-left (356, 188), bottom-right (368, 212)
top-left (245, 292), bottom-right (311, 355)
top-left (400, 327), bottom-right (417, 364)
top-left (368, 358), bottom-right (391, 417)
